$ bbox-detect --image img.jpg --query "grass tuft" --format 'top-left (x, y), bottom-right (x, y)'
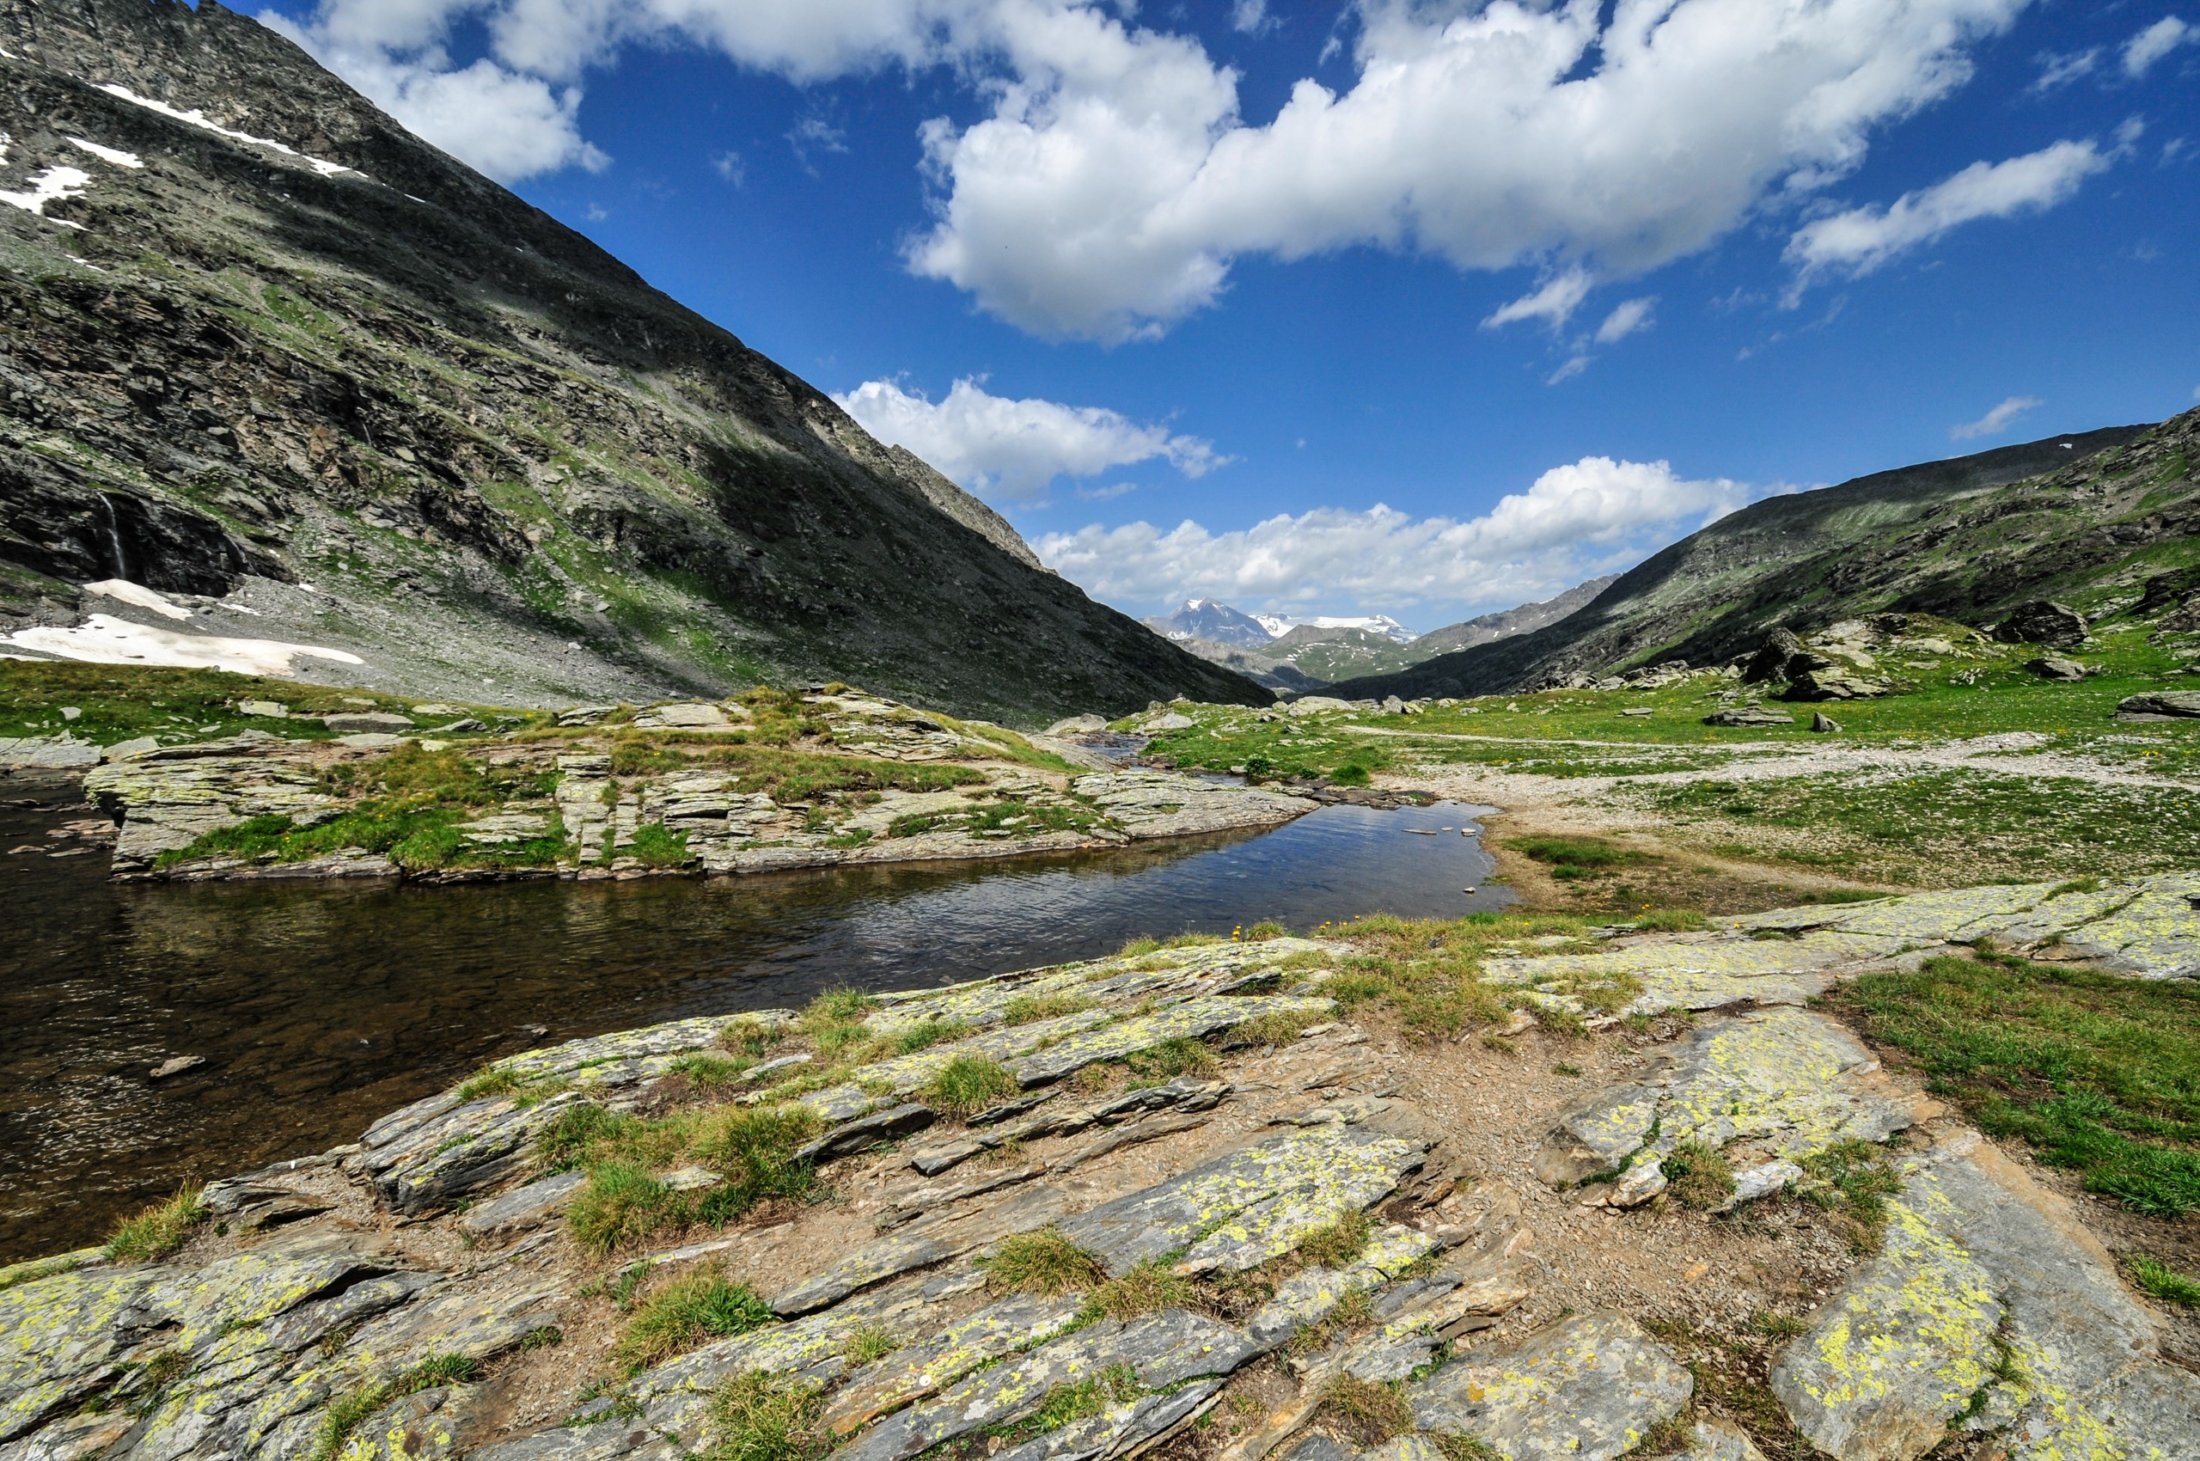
top-left (105, 1187), bottom-right (208, 1263)
top-left (1296, 1208), bottom-right (1373, 1269)
top-left (982, 1229), bottom-right (1106, 1296)
top-left (1662, 1140), bottom-right (1738, 1211)
top-left (1315, 1374), bottom-right (1413, 1445)
top-left (701, 1372), bottom-right (828, 1461)
top-left (2126, 1253), bottom-right (2200, 1308)
top-left (924, 1055), bottom-right (1020, 1117)
top-left (615, 1271), bottom-right (777, 1374)
top-left (1083, 1260), bottom-right (1196, 1320)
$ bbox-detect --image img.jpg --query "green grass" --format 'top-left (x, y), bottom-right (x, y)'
top-left (1662, 1140), bottom-right (1737, 1211)
top-left (1083, 1260), bottom-right (1196, 1320)
top-left (1510, 835), bottom-right (1654, 881)
top-left (981, 1229), bottom-right (1106, 1295)
top-left (1315, 1373), bottom-right (1413, 1445)
top-left (701, 1372), bottom-right (829, 1461)
top-left (923, 1054), bottom-right (1020, 1116)
top-left (1122, 1037), bottom-right (1219, 1084)
top-left (2126, 1254), bottom-right (2200, 1308)
top-left (1296, 1208), bottom-right (1372, 1268)
top-left (1312, 911), bottom-right (1618, 1039)
top-left (615, 1272), bottom-right (777, 1374)
top-left (1829, 954), bottom-right (2200, 1217)
top-left (312, 1355), bottom-right (480, 1461)
top-left (554, 1103), bottom-right (824, 1252)
top-left (105, 1186), bottom-right (207, 1262)
top-left (1795, 1140), bottom-right (1905, 1253)
top-left (1024, 1365), bottom-right (1141, 1433)
top-left (1000, 993), bottom-right (1099, 1025)
top-left (0, 662), bottom-right (499, 746)
top-left (627, 822), bottom-right (692, 868)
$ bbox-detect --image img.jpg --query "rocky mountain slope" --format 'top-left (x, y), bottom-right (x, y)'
top-left (1335, 422), bottom-right (2182, 699)
top-left (0, 0), bottom-right (1265, 725)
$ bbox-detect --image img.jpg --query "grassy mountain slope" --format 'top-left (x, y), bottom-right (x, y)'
top-left (1335, 420), bottom-right (2186, 699)
top-left (0, 0), bottom-right (1265, 725)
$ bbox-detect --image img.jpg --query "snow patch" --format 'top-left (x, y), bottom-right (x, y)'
top-left (5, 614), bottom-right (365, 675)
top-left (96, 83), bottom-right (356, 178)
top-left (0, 162), bottom-right (91, 226)
top-left (66, 136), bottom-right (142, 169)
top-left (84, 579), bottom-right (191, 621)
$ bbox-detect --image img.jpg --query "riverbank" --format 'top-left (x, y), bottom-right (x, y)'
top-left (7, 875), bottom-right (2197, 1459)
top-left (0, 666), bottom-right (1318, 884)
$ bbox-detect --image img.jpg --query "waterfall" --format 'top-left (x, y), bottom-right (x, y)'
top-left (94, 492), bottom-right (130, 581)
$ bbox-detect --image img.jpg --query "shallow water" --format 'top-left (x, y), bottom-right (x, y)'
top-left (0, 786), bottom-right (1502, 1260)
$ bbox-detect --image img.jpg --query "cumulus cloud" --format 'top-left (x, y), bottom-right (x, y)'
top-left (907, 0), bottom-right (2033, 340)
top-left (1952, 395), bottom-right (2043, 440)
top-left (1786, 139), bottom-right (2110, 285)
top-left (1594, 297), bottom-right (1658, 345)
top-left (1035, 457), bottom-right (1765, 616)
top-left (262, 11), bottom-right (608, 180)
top-left (1483, 270), bottom-right (1595, 333)
top-left (2123, 16), bottom-right (2194, 77)
top-left (269, 0), bottom-right (2039, 333)
top-left (833, 376), bottom-right (1226, 500)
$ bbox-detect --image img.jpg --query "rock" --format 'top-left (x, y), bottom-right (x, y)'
top-left (1071, 771), bottom-right (1317, 841)
top-left (1534, 1008), bottom-right (1910, 1190)
top-left (1810, 711), bottom-right (1842, 733)
top-left (555, 705), bottom-right (618, 727)
top-left (148, 1055), bottom-right (205, 1079)
top-left (459, 1170), bottom-right (587, 1236)
top-left (1043, 715), bottom-right (1108, 737)
top-left (819, 1293), bottom-right (1086, 1436)
top-left (1742, 628), bottom-right (1807, 684)
top-left (1770, 1132), bottom-right (2200, 1458)
top-left (1380, 696), bottom-right (1406, 715)
top-left (322, 712), bottom-right (415, 733)
top-left (1703, 705), bottom-right (1796, 727)
top-left (1605, 1159), bottom-right (1667, 1208)
top-left (1993, 599), bottom-right (2089, 648)
top-left (1142, 712), bottom-right (1194, 732)
top-left (1715, 1159), bottom-right (1803, 1212)
top-left (236, 699), bottom-right (289, 718)
top-left (1619, 706), bottom-right (1654, 718)
top-left (2115, 691), bottom-right (2200, 721)
top-left (0, 735), bottom-right (102, 770)
top-left (101, 736), bottom-right (160, 761)
top-left (1055, 1122), bottom-right (1426, 1276)
top-left (1407, 1310), bottom-right (1692, 1461)
top-left (795, 1103), bottom-right (936, 1163)
top-left (1287, 696), bottom-right (1355, 717)
top-left (2024, 656), bottom-right (2090, 681)
top-left (1785, 670), bottom-right (1891, 701)
top-left (336, 732), bottom-right (408, 749)
top-left (639, 702), bottom-right (731, 730)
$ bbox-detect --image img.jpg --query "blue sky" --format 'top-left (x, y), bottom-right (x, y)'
top-left (257, 0), bottom-right (2199, 632)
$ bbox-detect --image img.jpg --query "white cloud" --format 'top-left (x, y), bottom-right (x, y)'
top-left (262, 13), bottom-right (608, 180)
top-left (1231, 1), bottom-right (1272, 37)
top-left (787, 113), bottom-right (849, 171)
top-left (2123, 16), bottom-right (2194, 77)
top-left (833, 376), bottom-right (1226, 500)
top-left (1594, 297), bottom-right (1658, 346)
top-left (1035, 456), bottom-right (1765, 617)
top-left (2031, 48), bottom-right (2099, 91)
top-left (907, 0), bottom-right (2033, 340)
top-left (1545, 355), bottom-right (1591, 386)
top-left (1483, 270), bottom-right (1595, 333)
top-left (268, 0), bottom-right (2039, 338)
top-left (1952, 395), bottom-right (2043, 440)
top-left (1786, 139), bottom-right (2110, 285)
top-left (713, 150), bottom-right (746, 185)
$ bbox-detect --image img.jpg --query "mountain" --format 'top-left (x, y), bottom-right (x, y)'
top-left (1410, 576), bottom-right (1618, 657)
top-left (1333, 420), bottom-right (2184, 700)
top-left (0, 0), bottom-right (1267, 725)
top-left (1145, 599), bottom-right (1279, 650)
top-left (1292, 614), bottom-right (1417, 644)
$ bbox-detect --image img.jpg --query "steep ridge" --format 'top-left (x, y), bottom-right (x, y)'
top-left (1335, 421), bottom-right (2175, 699)
top-left (0, 0), bottom-right (1266, 724)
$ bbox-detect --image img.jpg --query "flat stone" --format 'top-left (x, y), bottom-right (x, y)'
top-left (834, 1310), bottom-right (1258, 1461)
top-left (337, 732), bottom-right (407, 748)
top-left (1770, 1132), bottom-right (2200, 1459)
top-left (1703, 706), bottom-right (1795, 727)
top-left (1534, 1008), bottom-right (1909, 1190)
top-left (2116, 691), bottom-right (2200, 721)
top-left (1009, 995), bottom-right (1334, 1085)
top-left (769, 1232), bottom-right (957, 1317)
top-left (149, 1055), bottom-right (206, 1079)
top-left (1675, 1418), bottom-right (1769, 1460)
top-left (323, 712), bottom-right (415, 733)
top-left (459, 1171), bottom-right (586, 1236)
top-left (1407, 1311), bottom-right (1692, 1461)
top-left (819, 1293), bottom-right (1085, 1435)
top-left (1248, 1224), bottom-right (1441, 1346)
top-left (796, 1103), bottom-right (937, 1163)
top-left (236, 699), bottom-right (289, 718)
top-left (993, 1381), bottom-right (1224, 1461)
top-left (1056, 1124), bottom-right (1427, 1276)
top-left (2025, 657), bottom-right (2089, 681)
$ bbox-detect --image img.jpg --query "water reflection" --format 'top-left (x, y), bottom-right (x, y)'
top-left (0, 787), bottom-right (1501, 1259)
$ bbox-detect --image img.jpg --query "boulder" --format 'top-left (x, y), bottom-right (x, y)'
top-left (1703, 706), bottom-right (1795, 727)
top-left (1993, 600), bottom-right (2088, 648)
top-left (2025, 656), bottom-right (2090, 681)
top-left (1380, 696), bottom-right (1406, 715)
top-left (1043, 715), bottom-right (1107, 737)
top-left (236, 699), bottom-right (289, 719)
top-left (1810, 712), bottom-right (1841, 733)
top-left (1785, 670), bottom-right (1892, 701)
top-left (1287, 696), bottom-right (1355, 717)
top-left (323, 711), bottom-right (414, 733)
top-left (2115, 691), bottom-right (2200, 722)
top-left (1741, 629), bottom-right (1807, 684)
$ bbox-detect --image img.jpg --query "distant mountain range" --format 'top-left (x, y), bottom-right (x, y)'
top-left (1144, 579), bottom-right (1614, 689)
top-left (1332, 419), bottom-right (2196, 700)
